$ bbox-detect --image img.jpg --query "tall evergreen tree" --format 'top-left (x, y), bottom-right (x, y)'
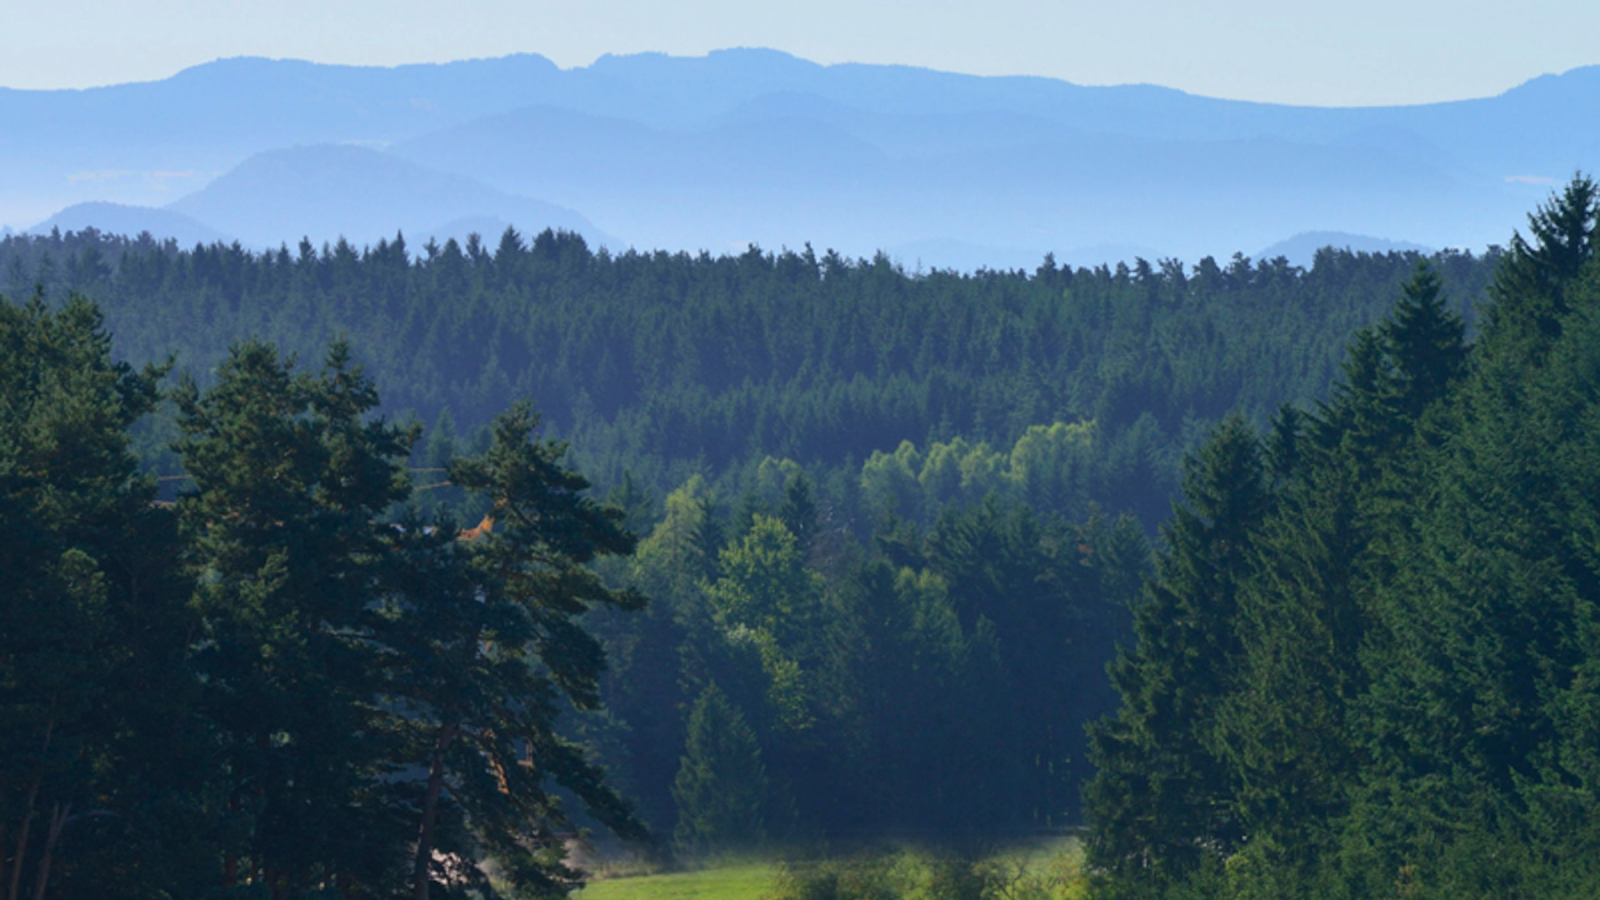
top-left (0, 294), bottom-right (206, 899)
top-left (173, 338), bottom-right (416, 894)
top-left (385, 401), bottom-right (646, 899)
top-left (1381, 263), bottom-right (1468, 422)
top-left (671, 684), bottom-right (768, 859)
top-left (1086, 415), bottom-right (1270, 878)
top-left (1483, 174), bottom-right (1599, 359)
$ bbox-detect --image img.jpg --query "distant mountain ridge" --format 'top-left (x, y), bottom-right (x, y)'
top-left (165, 144), bottom-right (610, 249)
top-left (31, 202), bottom-right (234, 246)
top-left (5, 49), bottom-right (1596, 266)
top-left (1258, 232), bottom-right (1436, 269)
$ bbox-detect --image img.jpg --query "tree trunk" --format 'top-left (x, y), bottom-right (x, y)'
top-left (8, 715), bottom-right (55, 900)
top-left (7, 785), bottom-right (36, 900)
top-left (411, 724), bottom-right (458, 900)
top-left (9, 704), bottom-right (58, 896)
top-left (222, 793), bottom-right (242, 890)
top-left (29, 802), bottom-right (68, 900)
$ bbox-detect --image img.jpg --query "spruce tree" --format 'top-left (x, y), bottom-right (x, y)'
top-left (1483, 174), bottom-right (1599, 359)
top-left (1383, 264), bottom-right (1468, 416)
top-left (672, 684), bottom-right (768, 859)
top-left (1085, 415), bottom-right (1270, 878)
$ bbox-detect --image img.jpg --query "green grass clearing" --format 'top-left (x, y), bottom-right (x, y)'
top-left (577, 861), bottom-right (778, 900)
top-left (575, 839), bottom-right (1086, 900)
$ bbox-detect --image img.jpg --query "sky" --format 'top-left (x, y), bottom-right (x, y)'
top-left (2, 0), bottom-right (1597, 105)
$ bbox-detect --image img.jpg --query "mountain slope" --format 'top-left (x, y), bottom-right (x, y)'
top-left (1258, 231), bottom-right (1435, 268)
top-left (165, 145), bottom-right (612, 248)
top-left (31, 201), bottom-right (234, 246)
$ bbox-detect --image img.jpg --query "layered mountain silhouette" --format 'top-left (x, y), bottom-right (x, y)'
top-left (5, 48), bottom-right (1595, 266)
top-left (166, 145), bottom-right (607, 249)
top-left (30, 202), bottom-right (234, 246)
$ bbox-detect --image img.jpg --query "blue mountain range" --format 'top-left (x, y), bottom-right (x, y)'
top-left (4, 48), bottom-right (1593, 266)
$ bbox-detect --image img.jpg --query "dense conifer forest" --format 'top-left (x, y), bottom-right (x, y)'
top-left (0, 227), bottom-right (1494, 531)
top-left (1087, 178), bottom-right (1600, 899)
top-left (8, 179), bottom-right (1600, 899)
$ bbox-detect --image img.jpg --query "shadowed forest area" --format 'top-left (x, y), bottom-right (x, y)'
top-left (5, 180), bottom-right (1600, 899)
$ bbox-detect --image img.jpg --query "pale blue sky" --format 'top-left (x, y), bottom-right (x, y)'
top-left (3, 0), bottom-right (1597, 106)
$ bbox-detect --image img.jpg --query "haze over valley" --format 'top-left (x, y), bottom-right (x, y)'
top-left (9, 48), bottom-right (1598, 267)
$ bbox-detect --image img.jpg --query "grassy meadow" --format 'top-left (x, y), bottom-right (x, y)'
top-left (577, 839), bottom-right (1087, 900)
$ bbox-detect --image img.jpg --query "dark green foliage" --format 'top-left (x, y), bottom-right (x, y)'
top-left (174, 338), bottom-right (417, 893)
top-left (383, 402), bottom-right (646, 899)
top-left (672, 684), bottom-right (768, 858)
top-left (1483, 174), bottom-right (1598, 358)
top-left (1086, 417), bottom-right (1270, 878)
top-left (22, 191), bottom-right (1600, 899)
top-left (0, 228), bottom-right (1495, 536)
top-left (0, 294), bottom-right (207, 899)
top-left (1, 306), bottom-right (647, 898)
top-left (1380, 263), bottom-right (1467, 422)
top-left (1087, 176), bottom-right (1600, 899)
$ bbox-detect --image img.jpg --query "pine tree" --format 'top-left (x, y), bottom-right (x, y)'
top-left (174, 338), bottom-right (416, 894)
top-left (0, 294), bottom-right (206, 898)
top-left (1212, 459), bottom-right (1367, 873)
top-left (1483, 174), bottom-right (1599, 359)
top-left (425, 405), bottom-right (458, 470)
top-left (401, 400), bottom-right (646, 897)
top-left (777, 473), bottom-right (819, 558)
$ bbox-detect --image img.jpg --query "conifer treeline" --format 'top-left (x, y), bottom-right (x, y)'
top-left (0, 228), bottom-right (1495, 533)
top-left (1086, 178), bottom-right (1600, 898)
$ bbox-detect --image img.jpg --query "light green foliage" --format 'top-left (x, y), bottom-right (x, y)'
top-left (862, 441), bottom-right (927, 521)
top-left (636, 474), bottom-right (719, 593)
top-left (613, 842), bottom-right (1089, 900)
top-left (754, 457), bottom-right (805, 509)
top-left (706, 515), bottom-right (825, 733)
top-left (918, 436), bottom-right (1005, 508)
top-left (708, 514), bottom-right (824, 643)
top-left (863, 422), bottom-right (1095, 521)
top-left (1006, 420), bottom-right (1096, 507)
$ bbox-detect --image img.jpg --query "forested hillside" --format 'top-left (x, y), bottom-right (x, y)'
top-left (7, 192), bottom-right (1576, 900)
top-left (0, 228), bottom-right (1495, 535)
top-left (1088, 178), bottom-right (1600, 899)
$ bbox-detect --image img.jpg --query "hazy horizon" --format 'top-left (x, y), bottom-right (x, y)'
top-left (5, 45), bottom-right (1596, 112)
top-left (4, 0), bottom-right (1599, 106)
